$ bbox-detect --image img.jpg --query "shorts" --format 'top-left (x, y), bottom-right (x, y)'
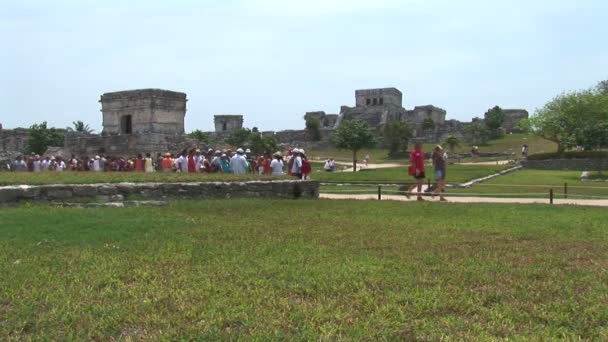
top-left (413, 171), bottom-right (425, 180)
top-left (435, 169), bottom-right (445, 180)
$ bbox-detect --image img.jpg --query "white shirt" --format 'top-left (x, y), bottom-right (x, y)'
top-left (270, 159), bottom-right (284, 176)
top-left (33, 160), bottom-right (41, 172)
top-left (195, 155), bottom-right (205, 172)
top-left (176, 155), bottom-right (189, 173)
top-left (291, 156), bottom-right (302, 174)
top-left (230, 154), bottom-right (248, 174)
top-left (55, 161), bottom-right (66, 172)
top-left (93, 159), bottom-right (101, 171)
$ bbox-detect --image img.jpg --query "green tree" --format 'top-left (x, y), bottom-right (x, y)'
top-left (226, 128), bottom-right (252, 147)
top-left (596, 79), bottom-right (608, 95)
top-left (67, 120), bottom-right (94, 133)
top-left (27, 121), bottom-right (65, 155)
top-left (530, 89), bottom-right (608, 154)
top-left (444, 135), bottom-right (460, 152)
top-left (516, 118), bottom-right (531, 133)
top-left (383, 121), bottom-right (412, 156)
top-left (188, 130), bottom-right (210, 145)
top-left (422, 117), bottom-right (435, 131)
top-left (305, 116), bottom-right (321, 141)
top-left (332, 120), bottom-right (376, 172)
top-left (250, 133), bottom-right (278, 155)
top-left (464, 121), bottom-right (492, 146)
top-left (484, 106), bottom-right (505, 132)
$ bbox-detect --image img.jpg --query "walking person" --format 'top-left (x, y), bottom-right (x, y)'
top-left (432, 145), bottom-right (448, 202)
top-left (407, 142), bottom-right (426, 201)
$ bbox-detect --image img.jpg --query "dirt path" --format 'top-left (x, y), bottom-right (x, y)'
top-left (454, 160), bottom-right (513, 166)
top-left (333, 163), bottom-right (403, 172)
top-left (319, 193), bottom-right (608, 207)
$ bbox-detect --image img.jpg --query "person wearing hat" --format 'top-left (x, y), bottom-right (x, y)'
top-left (92, 155), bottom-right (102, 172)
top-left (230, 148), bottom-right (248, 174)
top-left (290, 149), bottom-right (303, 179)
top-left (432, 145), bottom-right (448, 201)
top-left (220, 153), bottom-right (230, 173)
top-left (270, 151), bottom-right (284, 176)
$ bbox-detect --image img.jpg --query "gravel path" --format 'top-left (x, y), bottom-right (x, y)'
top-left (320, 193), bottom-right (608, 207)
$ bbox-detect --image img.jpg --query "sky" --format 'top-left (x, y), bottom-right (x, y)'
top-left (1, 0), bottom-right (607, 132)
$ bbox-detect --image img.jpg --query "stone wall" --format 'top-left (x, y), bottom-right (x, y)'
top-left (521, 159), bottom-right (608, 171)
top-left (0, 128), bottom-right (29, 152)
top-left (0, 180), bottom-right (319, 205)
top-left (65, 133), bottom-right (198, 157)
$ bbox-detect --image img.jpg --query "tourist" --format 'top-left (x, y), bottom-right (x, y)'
top-left (270, 152), bottom-right (284, 176)
top-left (263, 153), bottom-right (272, 175)
top-left (290, 149), bottom-right (303, 179)
top-left (69, 154), bottom-right (78, 171)
top-left (133, 153), bottom-right (144, 172)
top-left (32, 155), bottom-right (42, 172)
top-left (176, 149), bottom-right (189, 173)
top-left (92, 155), bottom-right (102, 172)
top-left (10, 155), bottom-right (28, 172)
top-left (144, 152), bottom-right (154, 173)
top-left (286, 148), bottom-right (294, 176)
top-left (300, 149), bottom-right (311, 180)
top-left (41, 156), bottom-right (51, 171)
top-left (55, 156), bottom-right (66, 172)
top-left (407, 142), bottom-right (426, 201)
top-left (161, 153), bottom-right (173, 172)
top-left (201, 150), bottom-right (212, 173)
top-left (432, 145), bottom-right (448, 202)
top-left (521, 144), bottom-right (529, 160)
top-left (210, 150), bottom-right (222, 173)
top-left (220, 153), bottom-right (231, 173)
top-left (230, 148), bottom-right (249, 174)
top-left (324, 159), bottom-right (334, 172)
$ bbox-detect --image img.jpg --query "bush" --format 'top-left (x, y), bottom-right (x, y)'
top-left (527, 151), bottom-right (608, 160)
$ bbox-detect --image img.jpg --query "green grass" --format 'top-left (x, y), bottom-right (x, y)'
top-left (428, 133), bottom-right (557, 156)
top-left (308, 134), bottom-right (556, 164)
top-left (0, 172), bottom-right (288, 186)
top-left (451, 170), bottom-right (608, 199)
top-left (312, 164), bottom-right (511, 184)
top-left (2, 200), bottom-right (608, 340)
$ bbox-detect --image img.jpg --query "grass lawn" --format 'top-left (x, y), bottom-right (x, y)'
top-left (0, 172), bottom-right (287, 186)
top-left (1, 200), bottom-right (608, 340)
top-left (425, 133), bottom-right (557, 157)
top-left (451, 170), bottom-right (608, 199)
top-left (312, 164), bottom-right (511, 184)
top-left (307, 134), bottom-right (556, 164)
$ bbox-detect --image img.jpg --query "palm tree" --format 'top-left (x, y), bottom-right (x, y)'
top-left (68, 120), bottom-right (94, 134)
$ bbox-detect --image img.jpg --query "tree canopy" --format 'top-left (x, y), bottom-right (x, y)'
top-left (67, 120), bottom-right (94, 134)
top-left (530, 81), bottom-right (608, 153)
top-left (332, 120), bottom-right (376, 171)
top-left (484, 106), bottom-right (505, 133)
top-left (27, 121), bottom-right (65, 155)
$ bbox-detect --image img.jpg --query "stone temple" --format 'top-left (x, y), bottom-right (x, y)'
top-left (101, 89), bottom-right (187, 135)
top-left (65, 89), bottom-right (195, 157)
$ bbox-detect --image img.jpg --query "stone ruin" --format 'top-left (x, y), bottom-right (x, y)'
top-left (0, 87), bottom-right (530, 161)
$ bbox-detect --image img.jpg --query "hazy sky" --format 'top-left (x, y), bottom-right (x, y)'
top-left (1, 0), bottom-right (607, 132)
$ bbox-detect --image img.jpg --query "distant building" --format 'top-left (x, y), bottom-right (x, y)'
top-left (214, 115), bottom-right (243, 132)
top-left (100, 89), bottom-right (187, 135)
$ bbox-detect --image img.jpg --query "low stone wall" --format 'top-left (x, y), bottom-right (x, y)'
top-left (521, 159), bottom-right (608, 171)
top-left (0, 180), bottom-right (319, 205)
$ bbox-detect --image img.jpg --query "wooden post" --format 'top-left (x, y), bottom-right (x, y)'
top-left (378, 185), bottom-right (382, 201)
top-left (550, 189), bottom-right (554, 205)
top-left (564, 182), bottom-right (568, 199)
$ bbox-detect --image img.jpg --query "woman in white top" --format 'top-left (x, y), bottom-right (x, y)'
top-left (270, 152), bottom-right (284, 176)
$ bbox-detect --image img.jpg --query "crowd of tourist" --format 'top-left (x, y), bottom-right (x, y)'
top-left (6, 147), bottom-right (314, 179)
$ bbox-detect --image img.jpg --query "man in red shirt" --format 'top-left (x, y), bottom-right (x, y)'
top-left (407, 142), bottom-right (426, 201)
